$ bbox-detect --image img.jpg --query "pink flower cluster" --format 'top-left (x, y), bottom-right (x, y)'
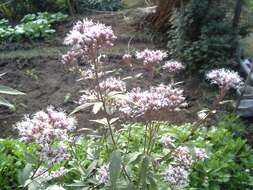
top-left (173, 146), bottom-right (194, 168)
top-left (117, 84), bottom-right (186, 117)
top-left (165, 146), bottom-right (207, 186)
top-left (122, 53), bottom-right (132, 61)
top-left (16, 107), bottom-right (77, 144)
top-left (40, 143), bottom-right (69, 165)
top-left (163, 60), bottom-right (185, 75)
top-left (136, 49), bottom-right (167, 66)
top-left (99, 77), bottom-right (126, 93)
top-left (62, 50), bottom-right (80, 65)
top-left (206, 68), bottom-right (242, 91)
top-left (160, 136), bottom-right (174, 147)
top-left (122, 53), bottom-right (133, 66)
top-left (78, 89), bottom-right (97, 105)
top-left (96, 164), bottom-right (109, 184)
top-left (34, 167), bottom-right (67, 179)
top-left (16, 107), bottom-right (76, 165)
top-left (63, 18), bottom-right (116, 63)
top-left (165, 165), bottom-right (189, 186)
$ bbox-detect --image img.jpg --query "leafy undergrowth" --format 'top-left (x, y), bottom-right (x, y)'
top-left (1, 116), bottom-right (253, 189)
top-left (0, 7), bottom-right (253, 190)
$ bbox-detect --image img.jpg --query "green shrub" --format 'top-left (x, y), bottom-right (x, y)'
top-left (78, 0), bottom-right (123, 12)
top-left (0, 0), bottom-right (68, 20)
top-left (0, 139), bottom-right (35, 190)
top-left (0, 12), bottom-right (67, 43)
top-left (3, 119), bottom-right (253, 189)
top-left (168, 0), bottom-right (244, 73)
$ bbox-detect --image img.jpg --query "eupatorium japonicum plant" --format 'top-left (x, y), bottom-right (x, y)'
top-left (136, 49), bottom-right (167, 78)
top-left (163, 60), bottom-right (185, 83)
top-left (12, 18), bottom-right (249, 190)
top-left (206, 68), bottom-right (242, 106)
top-left (15, 107), bottom-right (76, 188)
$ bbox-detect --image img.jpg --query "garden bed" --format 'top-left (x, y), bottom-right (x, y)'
top-left (0, 9), bottom-right (211, 138)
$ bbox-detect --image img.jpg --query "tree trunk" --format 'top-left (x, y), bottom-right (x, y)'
top-left (233, 0), bottom-right (244, 30)
top-left (147, 0), bottom-right (188, 32)
top-left (148, 0), bottom-right (177, 32)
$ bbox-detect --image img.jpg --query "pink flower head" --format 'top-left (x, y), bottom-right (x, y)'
top-left (173, 146), bottom-right (193, 168)
top-left (206, 69), bottom-right (242, 91)
top-left (165, 165), bottom-right (189, 186)
top-left (99, 77), bottom-right (126, 93)
top-left (163, 60), bottom-right (185, 75)
top-left (122, 53), bottom-right (132, 60)
top-left (34, 167), bottom-right (67, 179)
top-left (40, 143), bottom-right (69, 165)
top-left (16, 106), bottom-right (77, 144)
top-left (96, 164), bottom-right (109, 184)
top-left (61, 51), bottom-right (80, 65)
top-left (160, 136), bottom-right (174, 147)
top-left (116, 84), bottom-right (186, 117)
top-left (194, 148), bottom-right (208, 161)
top-left (122, 53), bottom-right (132, 65)
top-left (136, 49), bottom-right (167, 66)
top-left (64, 18), bottom-right (116, 52)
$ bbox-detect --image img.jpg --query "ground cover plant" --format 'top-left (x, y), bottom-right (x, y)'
top-left (0, 12), bottom-right (67, 43)
top-left (0, 17), bottom-right (253, 190)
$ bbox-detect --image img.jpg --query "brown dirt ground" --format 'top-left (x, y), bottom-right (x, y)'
top-left (0, 9), bottom-right (213, 138)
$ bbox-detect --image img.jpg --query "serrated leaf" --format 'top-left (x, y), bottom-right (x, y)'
top-left (24, 152), bottom-right (38, 164)
top-left (70, 103), bottom-right (93, 115)
top-left (0, 85), bottom-right (25, 95)
top-left (46, 185), bottom-right (66, 190)
top-left (127, 152), bottom-right (143, 165)
top-left (92, 102), bottom-right (103, 114)
top-left (121, 183), bottom-right (135, 190)
top-left (109, 150), bottom-right (122, 190)
top-left (134, 73), bottom-right (143, 78)
top-left (85, 160), bottom-right (97, 178)
top-left (110, 117), bottom-right (119, 125)
top-left (148, 175), bottom-right (158, 190)
top-left (0, 96), bottom-right (14, 109)
top-left (140, 156), bottom-right (149, 190)
top-left (90, 118), bottom-right (108, 126)
top-left (0, 72), bottom-right (6, 78)
top-left (18, 163), bottom-right (33, 186)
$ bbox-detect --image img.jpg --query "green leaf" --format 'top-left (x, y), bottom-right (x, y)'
top-left (18, 163), bottom-right (33, 186)
top-left (24, 152), bottom-right (38, 164)
top-left (90, 118), bottom-right (108, 126)
top-left (84, 160), bottom-right (97, 178)
top-left (70, 102), bottom-right (93, 115)
top-left (110, 117), bottom-right (119, 125)
top-left (92, 102), bottom-right (103, 114)
top-left (0, 96), bottom-right (14, 109)
top-left (46, 185), bottom-right (66, 190)
top-left (147, 175), bottom-right (158, 190)
top-left (139, 156), bottom-right (149, 190)
top-left (121, 183), bottom-right (136, 190)
top-left (109, 150), bottom-right (122, 190)
top-left (0, 85), bottom-right (25, 95)
top-left (127, 152), bottom-right (143, 165)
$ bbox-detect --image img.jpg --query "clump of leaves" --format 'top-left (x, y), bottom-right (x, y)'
top-left (0, 12), bottom-right (67, 43)
top-left (0, 73), bottom-right (25, 110)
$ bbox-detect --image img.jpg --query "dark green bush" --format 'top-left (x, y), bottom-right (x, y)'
top-left (1, 115), bottom-right (253, 189)
top-left (0, 139), bottom-right (32, 190)
top-left (0, 0), bottom-right (68, 20)
top-left (0, 12), bottom-right (67, 43)
top-left (168, 0), bottom-right (244, 73)
top-left (78, 0), bottom-right (123, 12)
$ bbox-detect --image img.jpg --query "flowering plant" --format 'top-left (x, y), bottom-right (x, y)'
top-left (12, 18), bottom-right (253, 190)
